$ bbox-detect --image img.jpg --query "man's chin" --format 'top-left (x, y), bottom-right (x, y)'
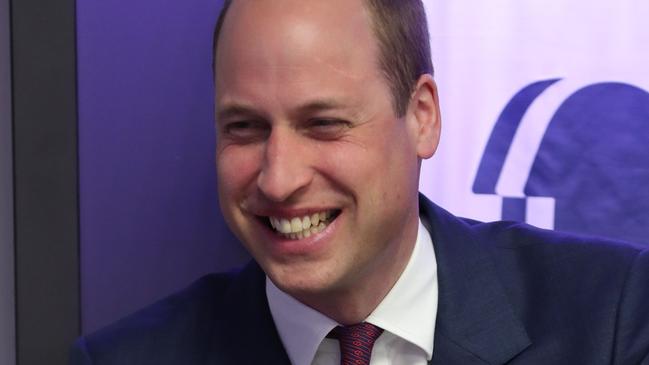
top-left (266, 264), bottom-right (339, 299)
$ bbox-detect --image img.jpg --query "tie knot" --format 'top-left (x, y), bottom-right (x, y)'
top-left (332, 322), bottom-right (383, 342)
top-left (331, 322), bottom-right (383, 365)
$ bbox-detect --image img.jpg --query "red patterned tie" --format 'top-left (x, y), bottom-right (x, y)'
top-left (331, 322), bottom-right (384, 365)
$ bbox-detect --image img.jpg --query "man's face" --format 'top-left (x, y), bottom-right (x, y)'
top-left (215, 0), bottom-right (436, 305)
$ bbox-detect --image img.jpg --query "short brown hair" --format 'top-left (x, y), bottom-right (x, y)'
top-left (212, 0), bottom-right (433, 117)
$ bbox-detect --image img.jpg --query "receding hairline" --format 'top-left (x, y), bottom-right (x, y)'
top-left (212, 0), bottom-right (433, 116)
top-left (212, 0), bottom-right (379, 65)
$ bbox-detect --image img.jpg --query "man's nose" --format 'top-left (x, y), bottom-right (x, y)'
top-left (256, 127), bottom-right (313, 202)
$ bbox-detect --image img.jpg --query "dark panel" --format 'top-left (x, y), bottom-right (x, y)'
top-left (11, 0), bottom-right (79, 363)
top-left (1, 0), bottom-right (16, 362)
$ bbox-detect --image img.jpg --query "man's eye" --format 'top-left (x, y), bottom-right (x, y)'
top-left (306, 118), bottom-right (350, 139)
top-left (222, 120), bottom-right (269, 141)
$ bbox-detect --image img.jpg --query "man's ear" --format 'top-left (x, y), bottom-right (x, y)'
top-left (406, 74), bottom-right (441, 159)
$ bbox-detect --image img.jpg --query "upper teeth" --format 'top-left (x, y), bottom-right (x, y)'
top-left (270, 211), bottom-right (331, 235)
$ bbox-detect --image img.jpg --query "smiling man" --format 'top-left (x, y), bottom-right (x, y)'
top-left (214, 0), bottom-right (438, 329)
top-left (71, 1), bottom-right (649, 364)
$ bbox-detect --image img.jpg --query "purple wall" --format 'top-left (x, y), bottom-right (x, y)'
top-left (77, 0), bottom-right (250, 334)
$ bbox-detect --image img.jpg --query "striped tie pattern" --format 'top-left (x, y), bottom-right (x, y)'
top-left (331, 322), bottom-right (383, 365)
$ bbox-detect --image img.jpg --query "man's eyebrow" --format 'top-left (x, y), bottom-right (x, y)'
top-left (216, 104), bottom-right (263, 121)
top-left (217, 99), bottom-right (352, 121)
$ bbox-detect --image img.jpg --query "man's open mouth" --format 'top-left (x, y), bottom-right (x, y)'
top-left (261, 210), bottom-right (340, 240)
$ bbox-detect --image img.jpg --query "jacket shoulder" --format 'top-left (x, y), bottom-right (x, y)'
top-left (72, 271), bottom-right (238, 364)
top-left (465, 220), bottom-right (649, 362)
top-left (467, 218), bottom-right (646, 255)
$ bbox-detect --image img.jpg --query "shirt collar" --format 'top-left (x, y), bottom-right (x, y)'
top-left (266, 219), bottom-right (438, 364)
top-left (365, 218), bottom-right (437, 360)
top-left (266, 276), bottom-right (339, 365)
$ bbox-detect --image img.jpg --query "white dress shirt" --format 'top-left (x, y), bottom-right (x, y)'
top-left (267, 219), bottom-right (438, 365)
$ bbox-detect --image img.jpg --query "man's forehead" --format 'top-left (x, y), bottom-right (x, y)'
top-left (214, 0), bottom-right (385, 106)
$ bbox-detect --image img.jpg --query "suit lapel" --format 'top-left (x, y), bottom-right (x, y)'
top-left (420, 195), bottom-right (531, 364)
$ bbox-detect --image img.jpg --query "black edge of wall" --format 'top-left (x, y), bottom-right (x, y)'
top-left (10, 0), bottom-right (80, 362)
top-left (1, 0), bottom-right (16, 362)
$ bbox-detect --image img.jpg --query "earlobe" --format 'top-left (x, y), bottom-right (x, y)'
top-left (408, 74), bottom-right (441, 159)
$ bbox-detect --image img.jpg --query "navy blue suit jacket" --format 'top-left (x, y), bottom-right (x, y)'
top-left (71, 195), bottom-right (649, 364)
